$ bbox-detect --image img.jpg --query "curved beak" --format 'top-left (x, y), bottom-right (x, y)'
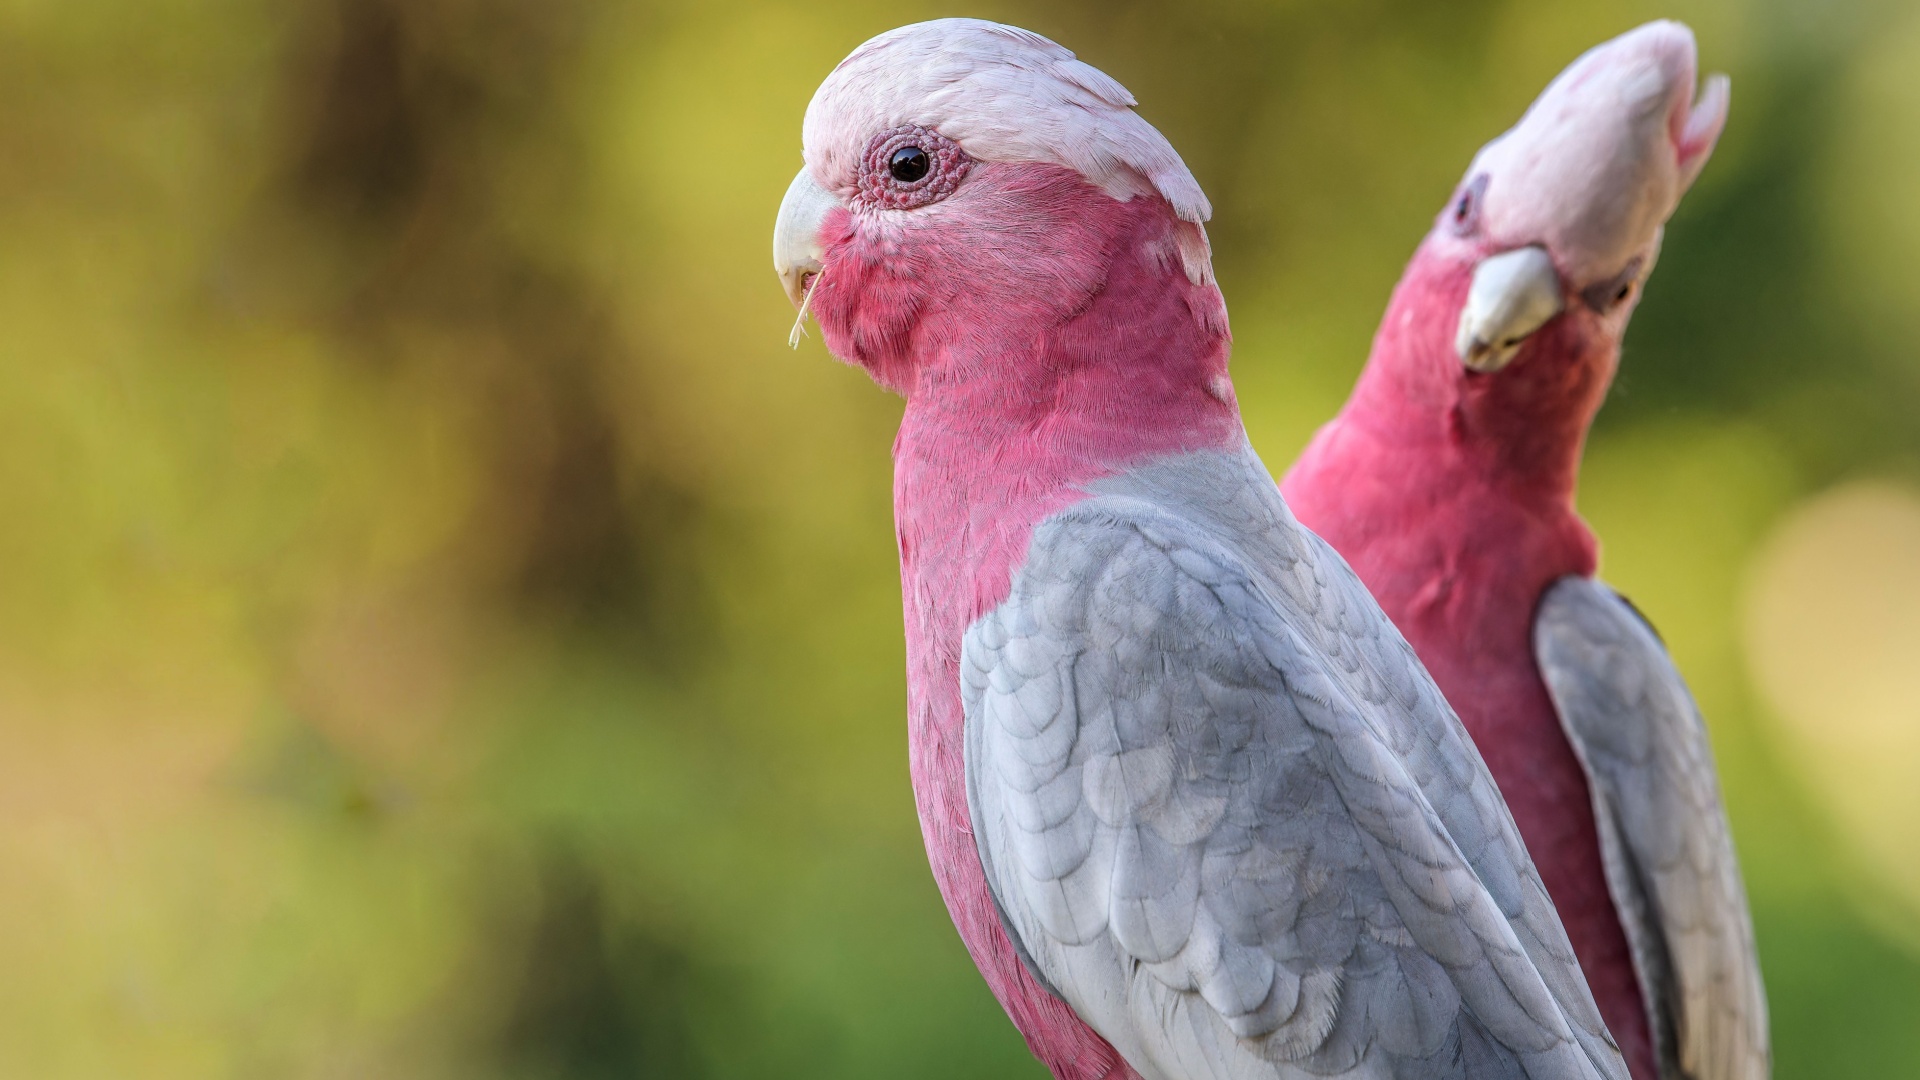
top-left (773, 167), bottom-right (839, 308)
top-left (1454, 246), bottom-right (1564, 373)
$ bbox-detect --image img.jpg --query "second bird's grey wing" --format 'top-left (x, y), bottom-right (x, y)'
top-left (963, 498), bottom-right (1627, 1080)
top-left (1535, 577), bottom-right (1769, 1080)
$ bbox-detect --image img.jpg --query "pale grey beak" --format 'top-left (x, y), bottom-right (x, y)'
top-left (773, 167), bottom-right (839, 308)
top-left (1454, 246), bottom-right (1565, 373)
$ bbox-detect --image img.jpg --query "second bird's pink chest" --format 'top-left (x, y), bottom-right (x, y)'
top-left (1283, 446), bottom-right (1658, 1080)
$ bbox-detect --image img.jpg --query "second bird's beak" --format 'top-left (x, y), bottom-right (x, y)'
top-left (1454, 245), bottom-right (1564, 373)
top-left (774, 167), bottom-right (839, 308)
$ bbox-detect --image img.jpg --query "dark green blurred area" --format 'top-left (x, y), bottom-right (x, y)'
top-left (1, 0), bottom-right (1918, 1075)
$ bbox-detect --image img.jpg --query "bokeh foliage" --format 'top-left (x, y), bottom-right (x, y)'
top-left (0, 0), bottom-right (1916, 1076)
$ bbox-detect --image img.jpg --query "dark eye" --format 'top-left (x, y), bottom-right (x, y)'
top-left (1581, 256), bottom-right (1645, 313)
top-left (1450, 174), bottom-right (1488, 235)
top-left (861, 126), bottom-right (968, 209)
top-left (889, 146), bottom-right (930, 184)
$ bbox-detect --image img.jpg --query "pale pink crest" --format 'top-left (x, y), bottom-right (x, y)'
top-left (1466, 20), bottom-right (1729, 285)
top-left (800, 18), bottom-right (1214, 282)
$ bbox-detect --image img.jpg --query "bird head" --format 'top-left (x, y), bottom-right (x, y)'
top-left (1436, 20), bottom-right (1728, 376)
top-left (771, 19), bottom-right (1225, 397)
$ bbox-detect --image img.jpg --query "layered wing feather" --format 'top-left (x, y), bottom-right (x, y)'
top-left (962, 450), bottom-right (1627, 1080)
top-left (1535, 578), bottom-right (1769, 1080)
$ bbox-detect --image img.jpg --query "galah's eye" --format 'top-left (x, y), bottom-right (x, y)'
top-left (1450, 174), bottom-right (1488, 236)
top-left (1581, 256), bottom-right (1645, 313)
top-left (860, 125), bottom-right (970, 210)
top-left (889, 147), bottom-right (930, 183)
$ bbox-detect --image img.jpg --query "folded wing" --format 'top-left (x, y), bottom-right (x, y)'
top-left (1535, 577), bottom-right (1770, 1080)
top-left (964, 455), bottom-right (1628, 1080)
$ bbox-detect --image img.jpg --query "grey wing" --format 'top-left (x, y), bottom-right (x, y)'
top-left (1535, 577), bottom-right (1769, 1080)
top-left (963, 501), bottom-right (1628, 1080)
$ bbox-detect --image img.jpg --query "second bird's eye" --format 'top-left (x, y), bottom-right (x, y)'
top-left (1581, 256), bottom-right (1646, 313)
top-left (889, 146), bottom-right (931, 183)
top-left (1449, 174), bottom-right (1488, 235)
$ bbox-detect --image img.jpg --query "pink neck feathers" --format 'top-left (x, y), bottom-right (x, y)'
top-left (813, 161), bottom-right (1242, 627)
top-left (1337, 240), bottom-right (1614, 514)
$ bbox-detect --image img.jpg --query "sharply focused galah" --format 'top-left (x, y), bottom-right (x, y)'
top-left (775, 19), bottom-right (1629, 1080)
top-left (1281, 22), bottom-right (1766, 1080)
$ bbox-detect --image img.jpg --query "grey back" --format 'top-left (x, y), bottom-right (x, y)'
top-left (962, 447), bottom-right (1628, 1080)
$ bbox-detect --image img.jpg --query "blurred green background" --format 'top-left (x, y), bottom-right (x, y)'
top-left (3, 0), bottom-right (1919, 1076)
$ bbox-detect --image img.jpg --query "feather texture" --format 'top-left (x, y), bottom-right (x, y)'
top-left (1534, 579), bottom-right (1769, 1080)
top-left (802, 18), bottom-right (1213, 283)
top-left (1280, 24), bottom-right (1752, 1078)
top-left (965, 449), bottom-right (1628, 1080)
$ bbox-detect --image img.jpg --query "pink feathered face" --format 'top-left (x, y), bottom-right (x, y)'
top-left (1387, 18), bottom-right (1730, 399)
top-left (811, 160), bottom-right (1193, 394)
top-left (1346, 18), bottom-right (1733, 449)
top-left (1444, 19), bottom-right (1728, 295)
top-left (1439, 165), bottom-right (1648, 323)
top-left (775, 19), bottom-right (1222, 392)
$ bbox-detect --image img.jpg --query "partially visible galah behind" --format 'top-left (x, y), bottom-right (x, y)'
top-left (774, 19), bottom-right (1630, 1080)
top-left (1282, 22), bottom-right (1766, 1080)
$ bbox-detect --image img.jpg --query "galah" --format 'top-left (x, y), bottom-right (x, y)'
top-left (774, 19), bottom-right (1629, 1080)
top-left (1281, 22), bottom-right (1766, 1080)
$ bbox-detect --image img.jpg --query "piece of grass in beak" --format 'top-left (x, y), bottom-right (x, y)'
top-left (788, 271), bottom-right (820, 350)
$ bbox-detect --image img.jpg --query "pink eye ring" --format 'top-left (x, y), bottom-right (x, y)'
top-left (859, 125), bottom-right (970, 210)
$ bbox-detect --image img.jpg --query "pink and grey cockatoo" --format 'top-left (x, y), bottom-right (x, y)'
top-left (774, 19), bottom-right (1629, 1080)
top-left (1281, 22), bottom-right (1767, 1080)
